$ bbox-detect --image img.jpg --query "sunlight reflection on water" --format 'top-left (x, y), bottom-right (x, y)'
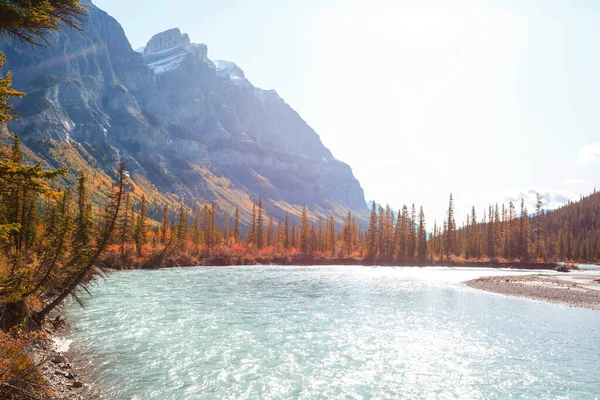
top-left (67, 266), bottom-right (600, 399)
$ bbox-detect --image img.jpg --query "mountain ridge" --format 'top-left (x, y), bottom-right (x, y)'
top-left (0, 0), bottom-right (368, 226)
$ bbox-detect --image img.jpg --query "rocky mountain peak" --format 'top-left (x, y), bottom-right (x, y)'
top-left (142, 28), bottom-right (208, 72)
top-left (0, 4), bottom-right (368, 226)
top-left (144, 28), bottom-right (188, 56)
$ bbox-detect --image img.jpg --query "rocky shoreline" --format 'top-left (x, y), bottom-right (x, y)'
top-left (27, 312), bottom-right (96, 400)
top-left (466, 274), bottom-right (600, 310)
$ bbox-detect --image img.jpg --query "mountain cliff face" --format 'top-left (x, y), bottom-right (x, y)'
top-left (0, 0), bottom-right (367, 225)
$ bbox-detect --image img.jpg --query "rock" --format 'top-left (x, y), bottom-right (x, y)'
top-left (51, 355), bottom-right (68, 364)
top-left (144, 28), bottom-right (190, 56)
top-left (71, 380), bottom-right (84, 388)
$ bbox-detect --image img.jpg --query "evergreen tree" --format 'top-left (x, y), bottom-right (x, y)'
top-left (71, 171), bottom-right (94, 263)
top-left (134, 196), bottom-right (148, 257)
top-left (223, 214), bottom-right (229, 244)
top-left (519, 199), bottom-right (530, 262)
top-left (257, 198), bottom-right (264, 249)
top-left (343, 210), bottom-right (355, 258)
top-left (192, 204), bottom-right (201, 252)
top-left (367, 201), bottom-right (378, 258)
top-left (233, 207), bottom-right (240, 243)
top-left (118, 192), bottom-right (133, 258)
top-left (417, 206), bottom-right (427, 261)
top-left (0, 53), bottom-right (24, 126)
top-left (36, 162), bottom-right (126, 322)
top-left (446, 194), bottom-right (456, 259)
top-left (408, 204), bottom-right (417, 259)
top-left (327, 215), bottom-right (335, 255)
top-left (161, 205), bottom-right (169, 244)
top-left (300, 205), bottom-right (310, 253)
top-left (249, 204), bottom-right (256, 247)
top-left (176, 203), bottom-right (188, 251)
top-left (0, 0), bottom-right (85, 47)
top-left (493, 204), bottom-right (501, 260)
top-left (267, 215), bottom-right (274, 247)
top-left (310, 225), bottom-right (317, 254)
top-left (284, 213), bottom-right (290, 249)
top-left (276, 219), bottom-right (283, 248)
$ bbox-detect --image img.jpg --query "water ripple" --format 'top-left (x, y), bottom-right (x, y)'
top-left (67, 266), bottom-right (600, 399)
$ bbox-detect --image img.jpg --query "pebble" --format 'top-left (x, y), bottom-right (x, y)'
top-left (51, 354), bottom-right (68, 364)
top-left (71, 380), bottom-right (84, 388)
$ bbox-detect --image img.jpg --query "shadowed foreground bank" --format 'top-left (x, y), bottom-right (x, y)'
top-left (466, 274), bottom-right (600, 310)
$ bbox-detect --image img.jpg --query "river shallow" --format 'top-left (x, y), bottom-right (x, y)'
top-left (66, 266), bottom-right (600, 399)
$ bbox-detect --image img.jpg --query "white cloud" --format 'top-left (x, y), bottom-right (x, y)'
top-left (576, 144), bottom-right (600, 165)
top-left (503, 188), bottom-right (578, 212)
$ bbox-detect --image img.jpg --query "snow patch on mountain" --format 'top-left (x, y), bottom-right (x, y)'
top-left (214, 60), bottom-right (246, 82)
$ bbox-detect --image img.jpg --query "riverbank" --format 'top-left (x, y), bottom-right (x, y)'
top-left (466, 274), bottom-right (600, 310)
top-left (131, 251), bottom-right (560, 270)
top-left (26, 311), bottom-right (93, 400)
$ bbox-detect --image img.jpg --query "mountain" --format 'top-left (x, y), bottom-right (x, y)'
top-left (0, 0), bottom-right (367, 225)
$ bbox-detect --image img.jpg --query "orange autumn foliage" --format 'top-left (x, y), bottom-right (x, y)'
top-left (0, 329), bottom-right (50, 399)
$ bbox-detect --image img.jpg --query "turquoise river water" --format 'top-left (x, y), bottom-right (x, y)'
top-left (65, 266), bottom-right (600, 399)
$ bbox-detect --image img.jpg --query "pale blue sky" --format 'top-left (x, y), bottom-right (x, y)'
top-left (94, 0), bottom-right (600, 225)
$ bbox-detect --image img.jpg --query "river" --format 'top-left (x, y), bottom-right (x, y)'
top-left (66, 265), bottom-right (600, 399)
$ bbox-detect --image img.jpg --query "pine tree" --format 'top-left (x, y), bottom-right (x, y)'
top-left (203, 202), bottom-right (217, 255)
top-left (0, 53), bottom-right (24, 126)
top-left (343, 210), bottom-right (355, 258)
top-left (233, 207), bottom-right (240, 243)
top-left (408, 204), bottom-right (417, 259)
top-left (519, 199), bottom-right (530, 262)
top-left (276, 219), bottom-right (283, 248)
top-left (192, 204), bottom-right (201, 253)
top-left (118, 192), bottom-right (133, 258)
top-left (508, 201), bottom-right (517, 260)
top-left (469, 207), bottom-right (478, 258)
top-left (486, 205), bottom-right (493, 259)
top-left (317, 217), bottom-right (324, 253)
top-left (161, 205), bottom-right (169, 244)
top-left (310, 225), bottom-right (318, 254)
top-left (399, 206), bottom-right (409, 261)
top-left (432, 220), bottom-right (438, 261)
top-left (134, 196), bottom-right (148, 257)
top-left (446, 194), bottom-right (456, 259)
top-left (493, 204), bottom-right (501, 261)
top-left (257, 198), bottom-right (264, 249)
top-left (534, 193), bottom-right (543, 259)
top-left (36, 162), bottom-right (126, 322)
top-left (327, 215), bottom-right (335, 255)
top-left (284, 213), bottom-right (290, 249)
top-left (71, 171), bottom-right (94, 262)
top-left (222, 214), bottom-right (229, 244)
top-left (417, 206), bottom-right (427, 261)
top-left (267, 215), bottom-right (274, 247)
top-left (367, 201), bottom-right (378, 258)
top-left (0, 0), bottom-right (86, 47)
top-left (176, 203), bottom-right (188, 251)
top-left (300, 205), bottom-right (310, 253)
top-left (249, 204), bottom-right (257, 247)
top-left (22, 190), bottom-right (73, 301)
